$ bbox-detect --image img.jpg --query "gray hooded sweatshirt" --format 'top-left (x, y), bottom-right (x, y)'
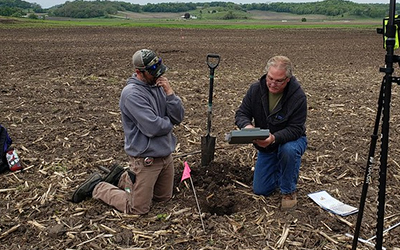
top-left (119, 74), bottom-right (184, 158)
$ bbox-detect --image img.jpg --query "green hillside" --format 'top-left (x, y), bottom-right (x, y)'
top-left (0, 0), bottom-right (393, 19)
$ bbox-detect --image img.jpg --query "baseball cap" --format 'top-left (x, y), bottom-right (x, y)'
top-left (132, 49), bottom-right (168, 78)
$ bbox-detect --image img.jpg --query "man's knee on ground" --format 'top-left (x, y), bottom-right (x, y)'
top-left (279, 142), bottom-right (303, 161)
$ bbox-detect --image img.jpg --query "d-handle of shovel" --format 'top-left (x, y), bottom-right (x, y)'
top-left (206, 54), bottom-right (220, 135)
top-left (206, 54), bottom-right (220, 106)
top-left (207, 54), bottom-right (220, 71)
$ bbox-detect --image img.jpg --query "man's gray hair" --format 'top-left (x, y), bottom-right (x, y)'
top-left (264, 56), bottom-right (293, 78)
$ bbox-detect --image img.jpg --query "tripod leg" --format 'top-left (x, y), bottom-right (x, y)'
top-left (375, 73), bottom-right (393, 250)
top-left (352, 78), bottom-right (385, 250)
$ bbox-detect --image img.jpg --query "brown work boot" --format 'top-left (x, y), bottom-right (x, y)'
top-left (281, 192), bottom-right (297, 210)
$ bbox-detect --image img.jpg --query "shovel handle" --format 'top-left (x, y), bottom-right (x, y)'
top-left (206, 54), bottom-right (220, 107)
top-left (206, 54), bottom-right (220, 135)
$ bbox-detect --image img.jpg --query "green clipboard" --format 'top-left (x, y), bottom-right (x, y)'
top-left (226, 128), bottom-right (270, 144)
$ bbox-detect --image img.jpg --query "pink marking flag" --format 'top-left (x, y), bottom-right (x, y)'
top-left (181, 161), bottom-right (191, 182)
top-left (180, 161), bottom-right (206, 232)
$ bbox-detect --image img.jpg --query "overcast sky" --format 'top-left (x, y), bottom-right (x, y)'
top-left (27, 0), bottom-right (390, 9)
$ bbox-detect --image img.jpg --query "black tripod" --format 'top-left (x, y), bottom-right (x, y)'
top-left (352, 0), bottom-right (399, 249)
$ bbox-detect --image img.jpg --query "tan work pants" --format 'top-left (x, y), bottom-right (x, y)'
top-left (93, 154), bottom-right (174, 215)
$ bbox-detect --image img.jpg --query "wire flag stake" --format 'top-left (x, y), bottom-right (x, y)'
top-left (181, 161), bottom-right (206, 232)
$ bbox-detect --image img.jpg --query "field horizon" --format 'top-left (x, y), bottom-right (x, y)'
top-left (0, 9), bottom-right (383, 29)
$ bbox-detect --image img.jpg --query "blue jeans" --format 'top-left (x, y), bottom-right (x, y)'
top-left (253, 136), bottom-right (307, 196)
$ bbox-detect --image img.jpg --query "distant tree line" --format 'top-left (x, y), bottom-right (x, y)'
top-left (51, 1), bottom-right (198, 18)
top-left (141, 2), bottom-right (197, 12)
top-left (0, 0), bottom-right (394, 19)
top-left (52, 1), bottom-right (127, 18)
top-left (0, 0), bottom-right (43, 16)
top-left (242, 0), bottom-right (387, 18)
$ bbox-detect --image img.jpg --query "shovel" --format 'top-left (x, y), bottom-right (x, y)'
top-left (201, 53), bottom-right (220, 166)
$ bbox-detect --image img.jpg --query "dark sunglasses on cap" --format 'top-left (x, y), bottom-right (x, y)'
top-left (145, 58), bottom-right (162, 71)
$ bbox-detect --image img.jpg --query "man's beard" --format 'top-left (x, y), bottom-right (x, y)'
top-left (144, 75), bottom-right (157, 86)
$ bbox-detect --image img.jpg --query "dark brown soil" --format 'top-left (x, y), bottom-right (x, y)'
top-left (1, 25), bottom-right (400, 250)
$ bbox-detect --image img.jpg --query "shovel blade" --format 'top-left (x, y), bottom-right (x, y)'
top-left (201, 135), bottom-right (216, 166)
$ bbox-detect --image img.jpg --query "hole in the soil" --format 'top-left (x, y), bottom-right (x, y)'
top-left (177, 162), bottom-right (253, 216)
top-left (204, 203), bottom-right (236, 216)
top-left (202, 194), bottom-right (237, 216)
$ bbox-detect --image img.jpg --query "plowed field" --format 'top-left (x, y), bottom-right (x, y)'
top-left (1, 24), bottom-right (400, 249)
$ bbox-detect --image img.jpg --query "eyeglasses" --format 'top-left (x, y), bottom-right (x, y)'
top-left (146, 58), bottom-right (162, 71)
top-left (267, 75), bottom-right (287, 85)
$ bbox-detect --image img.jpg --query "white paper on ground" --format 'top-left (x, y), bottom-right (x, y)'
top-left (308, 190), bottom-right (358, 216)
